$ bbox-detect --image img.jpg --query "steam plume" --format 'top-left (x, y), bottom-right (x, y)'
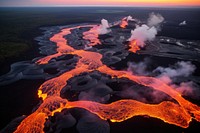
top-left (128, 60), bottom-right (199, 99)
top-left (128, 58), bottom-right (150, 75)
top-left (128, 25), bottom-right (157, 47)
top-left (172, 82), bottom-right (200, 99)
top-left (98, 19), bottom-right (111, 35)
top-left (154, 61), bottom-right (196, 84)
top-left (147, 12), bottom-right (165, 27)
top-left (154, 61), bottom-right (198, 98)
top-left (179, 20), bottom-right (187, 26)
top-left (127, 15), bottom-right (135, 21)
top-left (120, 15), bottom-right (136, 28)
top-left (128, 13), bottom-right (164, 47)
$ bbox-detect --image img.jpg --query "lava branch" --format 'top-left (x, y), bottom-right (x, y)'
top-left (36, 25), bottom-right (97, 65)
top-left (38, 66), bottom-right (88, 100)
top-left (14, 96), bottom-right (67, 133)
top-left (98, 65), bottom-right (200, 121)
top-left (66, 100), bottom-right (191, 128)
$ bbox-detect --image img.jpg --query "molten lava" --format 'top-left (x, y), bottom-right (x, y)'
top-left (129, 40), bottom-right (140, 53)
top-left (83, 25), bottom-right (101, 46)
top-left (120, 18), bottom-right (128, 29)
top-left (14, 23), bottom-right (200, 133)
top-left (66, 100), bottom-right (191, 128)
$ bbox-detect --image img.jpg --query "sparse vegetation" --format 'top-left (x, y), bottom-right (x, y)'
top-left (0, 7), bottom-right (96, 63)
top-left (0, 42), bottom-right (29, 62)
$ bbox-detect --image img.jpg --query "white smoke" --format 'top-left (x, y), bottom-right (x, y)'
top-left (171, 81), bottom-right (200, 99)
top-left (128, 13), bottom-right (164, 47)
top-left (154, 61), bottom-right (199, 98)
top-left (128, 60), bottom-right (196, 80)
top-left (128, 60), bottom-right (199, 99)
top-left (128, 58), bottom-right (150, 75)
top-left (98, 19), bottom-right (111, 35)
top-left (128, 25), bottom-right (157, 47)
top-left (179, 20), bottom-right (187, 26)
top-left (127, 15), bottom-right (135, 21)
top-left (147, 12), bottom-right (165, 27)
top-left (173, 82), bottom-right (194, 95)
top-left (154, 61), bottom-right (196, 83)
top-left (101, 19), bottom-right (109, 28)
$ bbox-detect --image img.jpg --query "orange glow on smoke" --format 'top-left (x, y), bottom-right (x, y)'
top-left (129, 40), bottom-right (141, 53)
top-left (14, 24), bottom-right (200, 133)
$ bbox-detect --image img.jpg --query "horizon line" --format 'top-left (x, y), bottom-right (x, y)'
top-left (1, 5), bottom-right (200, 8)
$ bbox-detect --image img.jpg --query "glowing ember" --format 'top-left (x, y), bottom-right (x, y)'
top-left (120, 18), bottom-right (128, 28)
top-left (14, 23), bottom-right (200, 133)
top-left (129, 40), bottom-right (141, 53)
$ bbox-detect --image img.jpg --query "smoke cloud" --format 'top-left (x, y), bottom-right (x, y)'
top-left (128, 60), bottom-right (199, 99)
top-left (128, 58), bottom-right (151, 75)
top-left (153, 61), bottom-right (199, 98)
top-left (127, 15), bottom-right (135, 21)
top-left (171, 81), bottom-right (200, 99)
top-left (147, 12), bottom-right (165, 27)
top-left (128, 12), bottom-right (164, 47)
top-left (179, 20), bottom-right (187, 26)
top-left (119, 15), bottom-right (136, 29)
top-left (98, 19), bottom-right (111, 35)
top-left (154, 61), bottom-right (196, 84)
top-left (128, 25), bottom-right (157, 47)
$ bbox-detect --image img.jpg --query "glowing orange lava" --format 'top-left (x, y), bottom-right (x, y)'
top-left (66, 100), bottom-right (191, 128)
top-left (83, 25), bottom-right (101, 46)
top-left (14, 24), bottom-right (200, 133)
top-left (129, 40), bottom-right (141, 53)
top-left (120, 18), bottom-right (128, 29)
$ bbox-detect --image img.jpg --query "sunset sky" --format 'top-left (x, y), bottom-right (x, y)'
top-left (1, 0), bottom-right (200, 7)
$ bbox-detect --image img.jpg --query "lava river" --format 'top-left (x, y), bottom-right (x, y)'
top-left (14, 23), bottom-right (200, 133)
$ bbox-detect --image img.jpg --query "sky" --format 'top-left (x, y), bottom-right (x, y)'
top-left (1, 0), bottom-right (200, 7)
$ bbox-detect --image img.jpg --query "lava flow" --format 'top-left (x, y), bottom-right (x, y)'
top-left (82, 25), bottom-right (101, 46)
top-left (14, 22), bottom-right (200, 133)
top-left (66, 100), bottom-right (191, 128)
